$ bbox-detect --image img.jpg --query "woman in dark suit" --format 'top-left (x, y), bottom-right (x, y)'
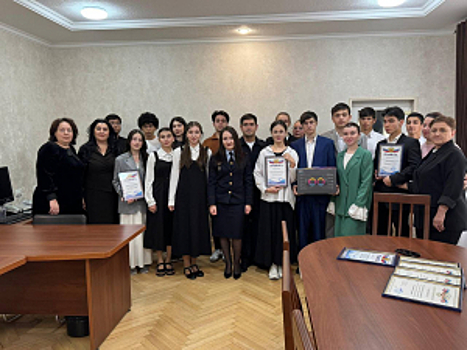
top-left (208, 126), bottom-right (253, 279)
top-left (78, 119), bottom-right (119, 224)
top-left (400, 116), bottom-right (467, 244)
top-left (33, 118), bottom-right (84, 215)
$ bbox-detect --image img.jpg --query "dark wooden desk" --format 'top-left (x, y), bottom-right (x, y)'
top-left (298, 236), bottom-right (467, 350)
top-left (0, 224), bottom-right (144, 350)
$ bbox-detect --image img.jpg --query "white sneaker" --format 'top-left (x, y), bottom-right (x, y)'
top-left (278, 266), bottom-right (283, 278)
top-left (269, 264), bottom-right (279, 280)
top-left (210, 249), bottom-right (223, 263)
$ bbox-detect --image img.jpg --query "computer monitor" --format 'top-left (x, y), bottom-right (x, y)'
top-left (0, 167), bottom-right (14, 206)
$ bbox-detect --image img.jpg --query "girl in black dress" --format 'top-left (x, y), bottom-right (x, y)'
top-left (208, 126), bottom-right (253, 279)
top-left (144, 128), bottom-right (176, 276)
top-left (78, 119), bottom-right (119, 224)
top-left (168, 121), bottom-right (212, 280)
top-left (170, 116), bottom-right (187, 149)
top-left (33, 118), bottom-right (84, 216)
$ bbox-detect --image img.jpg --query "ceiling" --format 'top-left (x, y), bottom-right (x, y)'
top-left (0, 0), bottom-right (466, 46)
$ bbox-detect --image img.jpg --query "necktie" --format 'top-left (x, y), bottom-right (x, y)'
top-left (229, 151), bottom-right (234, 165)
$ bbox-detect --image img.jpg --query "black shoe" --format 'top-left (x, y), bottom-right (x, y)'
top-left (224, 266), bottom-right (232, 279)
top-left (191, 264), bottom-right (204, 277)
top-left (184, 267), bottom-right (196, 280)
top-left (234, 272), bottom-right (242, 280)
top-left (234, 264), bottom-right (242, 280)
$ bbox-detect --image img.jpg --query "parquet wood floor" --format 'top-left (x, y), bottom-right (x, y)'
top-left (0, 257), bottom-right (306, 350)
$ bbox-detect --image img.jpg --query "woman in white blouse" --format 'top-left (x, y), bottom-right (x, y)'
top-left (168, 121), bottom-right (212, 280)
top-left (254, 120), bottom-right (298, 280)
top-left (144, 128), bottom-right (176, 277)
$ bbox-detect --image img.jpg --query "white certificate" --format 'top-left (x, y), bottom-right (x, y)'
top-left (337, 248), bottom-right (397, 266)
top-left (383, 275), bottom-right (461, 310)
top-left (265, 156), bottom-right (288, 187)
top-left (118, 171), bottom-right (144, 201)
top-left (398, 261), bottom-right (462, 277)
top-left (394, 267), bottom-right (462, 286)
top-left (398, 256), bottom-right (460, 268)
top-left (378, 144), bottom-right (403, 177)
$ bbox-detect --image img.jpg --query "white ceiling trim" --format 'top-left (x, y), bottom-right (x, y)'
top-left (14, 0), bottom-right (73, 30)
top-left (14, 0), bottom-right (445, 32)
top-left (51, 29), bottom-right (453, 49)
top-left (0, 21), bottom-right (51, 46)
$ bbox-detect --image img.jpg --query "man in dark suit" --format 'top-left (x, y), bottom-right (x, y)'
top-left (105, 113), bottom-right (127, 155)
top-left (374, 106), bottom-right (421, 237)
top-left (291, 111), bottom-right (336, 250)
top-left (239, 113), bottom-right (266, 271)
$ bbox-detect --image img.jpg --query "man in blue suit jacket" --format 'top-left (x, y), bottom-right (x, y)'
top-left (291, 111), bottom-right (336, 250)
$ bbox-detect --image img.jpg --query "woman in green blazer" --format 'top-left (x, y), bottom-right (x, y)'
top-left (330, 123), bottom-right (373, 236)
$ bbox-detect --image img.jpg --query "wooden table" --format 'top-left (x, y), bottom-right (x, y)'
top-left (0, 224), bottom-right (144, 350)
top-left (298, 236), bottom-right (467, 350)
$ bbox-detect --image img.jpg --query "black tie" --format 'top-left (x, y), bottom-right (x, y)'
top-left (229, 151), bottom-right (234, 164)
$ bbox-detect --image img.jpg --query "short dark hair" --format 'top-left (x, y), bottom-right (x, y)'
top-left (49, 118), bottom-right (79, 145)
top-left (105, 113), bottom-right (121, 123)
top-left (344, 122), bottom-right (361, 134)
top-left (425, 111), bottom-right (443, 120)
top-left (158, 127), bottom-right (174, 137)
top-left (240, 113), bottom-right (258, 125)
top-left (407, 112), bottom-right (424, 123)
top-left (358, 107), bottom-right (376, 119)
top-left (383, 106), bottom-right (405, 121)
top-left (138, 112), bottom-right (159, 129)
top-left (299, 111), bottom-right (318, 124)
top-left (270, 120), bottom-right (287, 133)
top-left (275, 112), bottom-right (291, 124)
top-left (431, 115), bottom-right (456, 130)
top-left (331, 103), bottom-right (351, 116)
top-left (211, 110), bottom-right (230, 123)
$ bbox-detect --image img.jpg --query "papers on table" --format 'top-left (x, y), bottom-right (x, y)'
top-left (383, 256), bottom-right (464, 312)
top-left (337, 247), bottom-right (397, 267)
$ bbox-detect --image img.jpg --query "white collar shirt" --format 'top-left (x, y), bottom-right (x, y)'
top-left (306, 136), bottom-right (317, 168)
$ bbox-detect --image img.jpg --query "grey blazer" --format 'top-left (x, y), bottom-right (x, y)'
top-left (113, 152), bottom-right (146, 215)
top-left (320, 129), bottom-right (368, 155)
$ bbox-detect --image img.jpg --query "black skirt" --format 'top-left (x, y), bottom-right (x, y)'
top-left (85, 190), bottom-right (118, 224)
top-left (212, 203), bottom-right (245, 239)
top-left (172, 162), bottom-right (211, 257)
top-left (255, 200), bottom-right (295, 267)
top-left (144, 158), bottom-right (173, 251)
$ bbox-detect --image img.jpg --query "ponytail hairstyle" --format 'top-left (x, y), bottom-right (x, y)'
top-left (180, 121), bottom-right (208, 169)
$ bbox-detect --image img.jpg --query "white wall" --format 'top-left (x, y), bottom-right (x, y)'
top-left (0, 31), bottom-right (456, 199)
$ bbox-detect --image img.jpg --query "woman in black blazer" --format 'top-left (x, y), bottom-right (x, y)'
top-left (208, 126), bottom-right (253, 279)
top-left (400, 116), bottom-right (467, 244)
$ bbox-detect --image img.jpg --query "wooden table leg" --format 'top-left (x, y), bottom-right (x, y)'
top-left (86, 245), bottom-right (131, 350)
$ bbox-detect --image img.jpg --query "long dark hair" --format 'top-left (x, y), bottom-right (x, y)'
top-left (86, 119), bottom-right (117, 150)
top-left (180, 121), bottom-right (208, 169)
top-left (170, 116), bottom-right (187, 141)
top-left (126, 129), bottom-right (148, 166)
top-left (214, 126), bottom-right (244, 165)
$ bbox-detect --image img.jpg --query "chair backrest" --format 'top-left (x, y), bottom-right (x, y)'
top-left (282, 249), bottom-right (302, 350)
top-left (291, 310), bottom-right (315, 350)
top-left (372, 193), bottom-right (430, 239)
top-left (32, 214), bottom-right (87, 225)
top-left (282, 220), bottom-right (290, 252)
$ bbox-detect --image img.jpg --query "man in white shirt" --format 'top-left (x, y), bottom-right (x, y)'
top-left (406, 112), bottom-right (426, 144)
top-left (138, 112), bottom-right (160, 153)
top-left (358, 107), bottom-right (385, 159)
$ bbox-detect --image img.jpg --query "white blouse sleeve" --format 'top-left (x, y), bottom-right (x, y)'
top-left (168, 147), bottom-right (181, 207)
top-left (254, 149), bottom-right (268, 194)
top-left (145, 152), bottom-right (156, 207)
top-left (288, 148), bottom-right (299, 184)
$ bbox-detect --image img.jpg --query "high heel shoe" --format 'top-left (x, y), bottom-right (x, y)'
top-left (224, 266), bottom-right (232, 279)
top-left (233, 264), bottom-right (242, 280)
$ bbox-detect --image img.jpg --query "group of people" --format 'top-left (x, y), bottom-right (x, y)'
top-left (32, 103), bottom-right (467, 280)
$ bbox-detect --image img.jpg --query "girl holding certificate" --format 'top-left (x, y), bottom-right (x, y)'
top-left (330, 122), bottom-right (373, 236)
top-left (113, 129), bottom-right (152, 274)
top-left (168, 121), bottom-right (212, 280)
top-left (254, 120), bottom-right (298, 280)
top-left (208, 126), bottom-right (253, 280)
top-left (144, 128), bottom-right (176, 277)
